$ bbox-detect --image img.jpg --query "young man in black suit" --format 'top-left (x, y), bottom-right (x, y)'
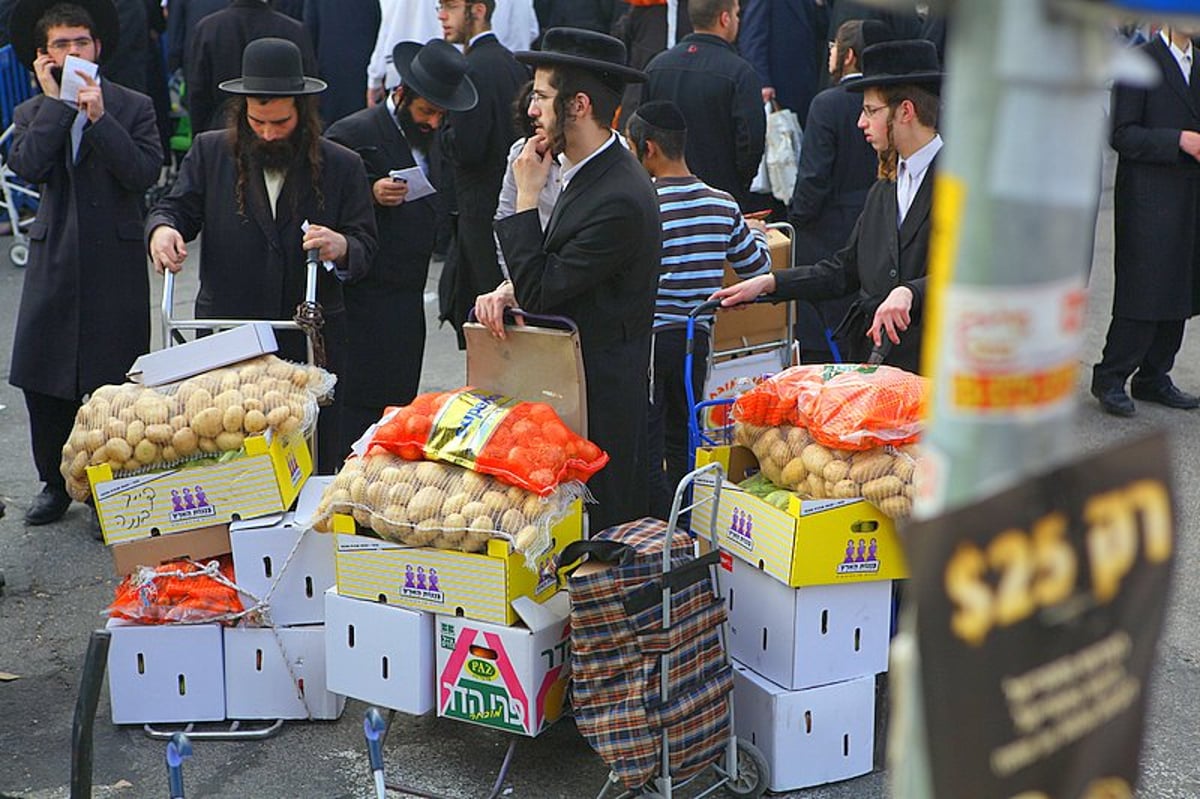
top-left (325, 39), bottom-right (477, 443)
top-left (473, 28), bottom-right (661, 533)
top-left (713, 39), bottom-right (943, 374)
top-left (437, 0), bottom-right (529, 341)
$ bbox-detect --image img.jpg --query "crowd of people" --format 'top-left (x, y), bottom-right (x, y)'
top-left (6, 0), bottom-right (1198, 535)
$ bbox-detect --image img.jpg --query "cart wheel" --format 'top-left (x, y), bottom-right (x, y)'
top-left (724, 740), bottom-right (769, 798)
top-left (9, 242), bottom-right (28, 267)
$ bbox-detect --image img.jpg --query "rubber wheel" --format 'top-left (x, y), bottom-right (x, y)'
top-left (724, 740), bottom-right (769, 798)
top-left (9, 241), bottom-right (28, 267)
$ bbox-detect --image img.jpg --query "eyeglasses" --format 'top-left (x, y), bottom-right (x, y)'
top-left (860, 102), bottom-right (892, 119)
top-left (46, 36), bottom-right (93, 53)
top-left (528, 90), bottom-right (557, 105)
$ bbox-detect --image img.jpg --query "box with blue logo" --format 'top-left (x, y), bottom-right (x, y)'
top-left (692, 445), bottom-right (908, 588)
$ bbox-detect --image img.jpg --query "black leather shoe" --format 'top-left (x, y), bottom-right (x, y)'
top-left (24, 487), bottom-right (71, 525)
top-left (1091, 383), bottom-right (1135, 417)
top-left (1130, 382), bottom-right (1200, 410)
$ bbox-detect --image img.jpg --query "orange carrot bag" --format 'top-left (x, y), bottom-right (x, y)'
top-left (367, 388), bottom-right (608, 496)
top-left (107, 556), bottom-right (244, 625)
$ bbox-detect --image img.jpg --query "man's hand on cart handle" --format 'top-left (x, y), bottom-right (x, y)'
top-left (301, 224), bottom-right (348, 265)
top-left (149, 225), bottom-right (187, 274)
top-left (475, 280), bottom-right (522, 339)
top-left (710, 272), bottom-right (776, 308)
top-left (868, 285), bottom-right (914, 347)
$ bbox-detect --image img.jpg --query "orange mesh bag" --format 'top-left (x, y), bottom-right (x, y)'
top-left (107, 556), bottom-right (244, 625)
top-left (367, 388), bottom-right (608, 496)
top-left (732, 364), bottom-right (929, 450)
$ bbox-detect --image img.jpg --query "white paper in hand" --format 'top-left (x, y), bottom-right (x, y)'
top-left (59, 55), bottom-right (98, 105)
top-left (388, 166), bottom-right (436, 202)
top-left (300, 219), bottom-right (336, 273)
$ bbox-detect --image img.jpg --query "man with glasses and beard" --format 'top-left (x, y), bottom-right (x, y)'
top-left (325, 39), bottom-right (477, 442)
top-left (146, 37), bottom-right (377, 471)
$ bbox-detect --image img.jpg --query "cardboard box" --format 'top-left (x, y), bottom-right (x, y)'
top-left (223, 625), bottom-right (344, 720)
top-left (127, 323), bottom-right (277, 386)
top-left (110, 523), bottom-right (231, 577)
top-left (89, 430), bottom-right (312, 545)
top-left (230, 477), bottom-right (334, 626)
top-left (324, 587), bottom-right (435, 715)
top-left (711, 228), bottom-right (792, 354)
top-left (722, 552), bottom-right (891, 690)
top-left (332, 499), bottom-right (583, 626)
top-left (732, 662), bottom-right (875, 791)
top-left (435, 593), bottom-right (570, 737)
top-left (693, 445), bottom-right (908, 588)
top-left (106, 618), bottom-right (226, 724)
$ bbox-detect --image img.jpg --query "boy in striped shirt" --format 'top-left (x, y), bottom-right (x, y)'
top-left (627, 100), bottom-right (772, 519)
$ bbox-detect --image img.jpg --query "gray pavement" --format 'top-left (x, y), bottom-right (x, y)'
top-left (1, 149), bottom-right (1198, 798)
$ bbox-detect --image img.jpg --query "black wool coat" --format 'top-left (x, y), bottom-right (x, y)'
top-left (496, 139), bottom-right (661, 532)
top-left (325, 102), bottom-right (442, 408)
top-left (303, 0), bottom-right (381, 128)
top-left (9, 82), bottom-right (163, 400)
top-left (1110, 36), bottom-right (1200, 322)
top-left (775, 159), bottom-right (936, 374)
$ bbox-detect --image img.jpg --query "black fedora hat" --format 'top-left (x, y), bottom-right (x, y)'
top-left (393, 39), bottom-right (478, 112)
top-left (847, 39), bottom-right (943, 94)
top-left (219, 37), bottom-right (327, 96)
top-left (515, 27), bottom-right (645, 84)
top-left (9, 0), bottom-right (120, 68)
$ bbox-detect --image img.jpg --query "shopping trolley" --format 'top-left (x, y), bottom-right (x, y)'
top-left (0, 43), bottom-right (40, 266)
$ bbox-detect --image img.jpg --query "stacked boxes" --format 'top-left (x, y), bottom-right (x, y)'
top-left (693, 444), bottom-right (908, 792)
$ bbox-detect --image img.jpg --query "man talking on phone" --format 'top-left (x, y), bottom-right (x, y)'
top-left (7, 0), bottom-right (162, 526)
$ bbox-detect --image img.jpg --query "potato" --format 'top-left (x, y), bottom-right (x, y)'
top-left (760, 459), bottom-right (783, 485)
top-left (432, 529), bottom-right (467, 550)
top-left (499, 508), bottom-right (527, 534)
top-left (237, 362), bottom-right (267, 383)
top-left (405, 518), bottom-right (440, 547)
top-left (278, 415), bottom-right (302, 435)
top-left (191, 407), bottom-right (223, 439)
top-left (222, 405), bottom-right (245, 433)
top-left (388, 482), bottom-right (417, 505)
top-left (231, 408), bottom-right (263, 436)
top-left (891, 456), bottom-right (916, 482)
top-left (462, 470), bottom-right (490, 495)
top-left (806, 472), bottom-right (827, 499)
top-left (116, 406), bottom-right (136, 424)
top-left (878, 495), bottom-right (912, 519)
top-left (349, 475), bottom-right (368, 504)
top-left (268, 360), bottom-right (293, 380)
top-left (862, 475), bottom-right (904, 502)
top-left (801, 443), bottom-right (833, 475)
top-left (183, 388), bottom-right (214, 418)
top-left (413, 461), bottom-right (445, 484)
top-left (161, 445), bottom-right (179, 462)
top-left (106, 437), bottom-right (133, 463)
top-left (832, 479), bottom-right (860, 499)
top-left (381, 503), bottom-right (409, 528)
top-left (461, 500), bottom-right (487, 519)
top-left (266, 406), bottom-right (291, 429)
top-left (443, 512), bottom-right (468, 531)
top-left (823, 459), bottom-right (850, 483)
top-left (69, 450), bottom-right (89, 480)
top-left (197, 437), bottom-right (219, 454)
top-left (216, 431), bottom-right (244, 452)
top-left (145, 423), bottom-right (173, 445)
top-left (262, 390), bottom-right (288, 412)
top-left (104, 417), bottom-right (127, 441)
top-left (216, 370), bottom-right (240, 393)
top-left (442, 491), bottom-right (469, 516)
top-left (84, 429), bottom-right (105, 453)
top-left (121, 457), bottom-right (140, 472)
top-left (213, 389), bottom-right (244, 412)
top-left (480, 490), bottom-right (509, 516)
top-left (290, 367), bottom-right (311, 388)
top-left (407, 486), bottom-right (446, 522)
top-left (768, 440), bottom-right (790, 467)
top-left (785, 425), bottom-right (811, 457)
top-left (468, 514), bottom-right (495, 534)
top-left (134, 394), bottom-right (170, 425)
top-left (515, 525), bottom-right (540, 553)
top-left (172, 427), bottom-right (198, 456)
top-left (169, 414), bottom-right (189, 432)
top-left (123, 419), bottom-right (146, 448)
top-left (849, 451), bottom-right (894, 483)
top-left (85, 398), bottom-right (111, 427)
top-left (522, 494), bottom-right (545, 520)
top-left (353, 506), bottom-right (373, 527)
top-left (780, 457), bottom-right (807, 488)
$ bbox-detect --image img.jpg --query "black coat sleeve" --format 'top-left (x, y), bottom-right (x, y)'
top-left (8, 98), bottom-right (75, 185)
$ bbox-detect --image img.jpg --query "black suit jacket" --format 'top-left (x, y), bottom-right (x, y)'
top-left (495, 138), bottom-right (661, 530)
top-left (326, 102), bottom-right (442, 406)
top-left (775, 157), bottom-right (936, 373)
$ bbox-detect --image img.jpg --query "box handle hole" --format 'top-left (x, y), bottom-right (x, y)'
top-left (843, 733), bottom-right (850, 757)
top-left (297, 678), bottom-right (305, 697)
top-left (821, 609), bottom-right (829, 635)
top-left (761, 627), bottom-right (768, 652)
top-left (256, 648), bottom-right (264, 671)
top-left (854, 627), bottom-right (861, 651)
top-left (136, 652), bottom-right (145, 675)
top-left (728, 587), bottom-right (734, 612)
top-left (381, 656), bottom-right (389, 680)
top-left (377, 594), bottom-right (388, 604)
top-left (177, 674), bottom-right (187, 696)
top-left (262, 556), bottom-right (273, 579)
top-left (805, 710), bottom-right (812, 734)
top-left (851, 521), bottom-right (878, 533)
top-left (348, 624), bottom-right (355, 648)
top-left (305, 575), bottom-right (314, 598)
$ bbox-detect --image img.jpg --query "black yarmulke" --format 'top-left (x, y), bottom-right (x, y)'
top-left (634, 100), bottom-right (686, 131)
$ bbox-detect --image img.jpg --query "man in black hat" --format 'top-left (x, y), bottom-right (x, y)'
top-left (474, 27), bottom-right (661, 532)
top-left (7, 0), bottom-right (162, 525)
top-left (713, 39), bottom-right (943, 374)
top-left (325, 39), bottom-right (477, 441)
top-left (146, 37), bottom-right (377, 470)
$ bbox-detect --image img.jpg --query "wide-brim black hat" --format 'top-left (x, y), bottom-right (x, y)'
top-left (516, 27), bottom-right (645, 84)
top-left (10, 0), bottom-right (120, 68)
top-left (393, 39), bottom-right (478, 112)
top-left (219, 37), bottom-right (327, 96)
top-left (847, 39), bottom-right (943, 94)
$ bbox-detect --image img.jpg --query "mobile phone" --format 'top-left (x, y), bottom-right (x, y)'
top-left (744, 209), bottom-right (771, 220)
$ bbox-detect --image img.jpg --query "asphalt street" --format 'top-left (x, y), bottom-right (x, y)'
top-left (0, 149), bottom-right (1198, 798)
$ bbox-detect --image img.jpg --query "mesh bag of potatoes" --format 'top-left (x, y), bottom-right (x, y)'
top-left (60, 355), bottom-right (335, 502)
top-left (310, 449), bottom-right (584, 558)
top-left (732, 363), bottom-right (928, 450)
top-left (733, 422), bottom-right (918, 519)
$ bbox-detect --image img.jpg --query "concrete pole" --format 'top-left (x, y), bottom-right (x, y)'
top-left (889, 1), bottom-right (1113, 795)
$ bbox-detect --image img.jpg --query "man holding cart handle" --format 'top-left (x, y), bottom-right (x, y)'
top-left (146, 37), bottom-right (377, 471)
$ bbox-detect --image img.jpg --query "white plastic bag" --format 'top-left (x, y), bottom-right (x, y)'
top-left (765, 105), bottom-right (803, 204)
top-left (749, 102), bottom-right (773, 195)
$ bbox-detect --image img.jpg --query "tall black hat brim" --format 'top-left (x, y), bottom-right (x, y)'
top-left (514, 50), bottom-right (646, 84)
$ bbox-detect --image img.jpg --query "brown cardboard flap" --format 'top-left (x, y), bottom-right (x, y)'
top-left (110, 524), bottom-right (232, 577)
top-left (712, 228), bottom-right (792, 354)
top-left (464, 321), bottom-right (588, 438)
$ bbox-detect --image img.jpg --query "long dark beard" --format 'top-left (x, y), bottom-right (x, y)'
top-left (397, 103), bottom-right (435, 152)
top-left (250, 136), bottom-right (298, 171)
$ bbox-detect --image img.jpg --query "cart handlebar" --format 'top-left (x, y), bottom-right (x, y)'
top-left (466, 306), bottom-right (579, 334)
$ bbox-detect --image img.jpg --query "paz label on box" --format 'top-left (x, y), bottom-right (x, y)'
top-left (436, 594), bottom-right (570, 737)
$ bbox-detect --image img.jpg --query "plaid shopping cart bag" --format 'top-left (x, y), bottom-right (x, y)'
top-left (558, 517), bottom-right (732, 791)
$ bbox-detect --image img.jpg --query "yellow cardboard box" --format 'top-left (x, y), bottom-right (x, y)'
top-left (88, 431), bottom-right (311, 545)
top-left (693, 445), bottom-right (908, 587)
top-left (332, 499), bottom-right (583, 626)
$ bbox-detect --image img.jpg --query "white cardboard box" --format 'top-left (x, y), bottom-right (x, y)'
top-left (127, 323), bottom-right (277, 386)
top-left (721, 551), bottom-right (891, 690)
top-left (732, 662), bottom-right (875, 792)
top-left (223, 625), bottom-right (344, 720)
top-left (106, 618), bottom-right (226, 724)
top-left (231, 477), bottom-right (335, 626)
top-left (324, 587), bottom-right (435, 715)
top-left (435, 593), bottom-right (571, 738)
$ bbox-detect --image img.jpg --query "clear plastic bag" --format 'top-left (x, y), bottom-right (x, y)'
top-left (107, 556), bottom-right (245, 625)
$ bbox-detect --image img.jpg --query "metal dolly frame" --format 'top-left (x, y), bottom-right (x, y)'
top-left (0, 123), bottom-right (38, 266)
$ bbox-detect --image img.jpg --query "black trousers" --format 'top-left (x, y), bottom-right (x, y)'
top-left (24, 389), bottom-right (80, 491)
top-left (647, 327), bottom-right (709, 521)
top-left (1093, 317), bottom-right (1186, 391)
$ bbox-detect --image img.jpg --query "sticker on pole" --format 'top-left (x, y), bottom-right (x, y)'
top-left (938, 277), bottom-right (1086, 419)
top-left (909, 433), bottom-right (1175, 799)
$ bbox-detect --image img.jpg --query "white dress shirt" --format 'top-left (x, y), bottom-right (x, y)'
top-left (896, 134), bottom-right (943, 227)
top-left (1162, 30), bottom-right (1194, 85)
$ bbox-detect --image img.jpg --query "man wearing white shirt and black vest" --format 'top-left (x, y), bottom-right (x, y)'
top-left (712, 39), bottom-right (943, 374)
top-left (1091, 26), bottom-right (1200, 417)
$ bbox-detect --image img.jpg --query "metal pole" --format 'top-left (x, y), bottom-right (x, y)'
top-left (890, 1), bottom-right (1113, 795)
